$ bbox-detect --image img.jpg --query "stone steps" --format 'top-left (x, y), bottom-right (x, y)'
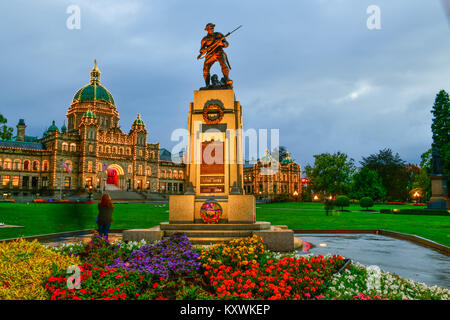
top-left (160, 221), bottom-right (271, 231)
top-left (186, 237), bottom-right (243, 245)
top-left (164, 229), bottom-right (253, 238)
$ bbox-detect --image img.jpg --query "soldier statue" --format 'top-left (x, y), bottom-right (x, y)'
top-left (198, 23), bottom-right (241, 88)
top-left (431, 145), bottom-right (444, 175)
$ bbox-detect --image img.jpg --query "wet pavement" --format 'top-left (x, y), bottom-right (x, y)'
top-left (296, 233), bottom-right (450, 289)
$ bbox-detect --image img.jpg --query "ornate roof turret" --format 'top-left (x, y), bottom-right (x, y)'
top-left (72, 60), bottom-right (115, 106)
top-left (83, 107), bottom-right (96, 119)
top-left (281, 151), bottom-right (293, 165)
top-left (133, 113), bottom-right (145, 126)
top-left (47, 120), bottom-right (59, 133)
top-left (260, 149), bottom-right (273, 163)
top-left (61, 122), bottom-right (67, 133)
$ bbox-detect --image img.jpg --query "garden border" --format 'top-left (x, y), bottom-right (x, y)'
top-left (293, 229), bottom-right (450, 256)
top-left (2, 228), bottom-right (449, 257)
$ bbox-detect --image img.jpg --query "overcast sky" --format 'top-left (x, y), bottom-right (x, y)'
top-left (1, 0), bottom-right (449, 171)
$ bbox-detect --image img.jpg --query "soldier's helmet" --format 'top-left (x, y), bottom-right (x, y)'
top-left (205, 23), bottom-right (215, 30)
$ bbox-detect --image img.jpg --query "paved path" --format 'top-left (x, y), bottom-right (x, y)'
top-left (297, 233), bottom-right (450, 289)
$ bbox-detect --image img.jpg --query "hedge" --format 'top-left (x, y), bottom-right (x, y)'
top-left (379, 208), bottom-right (450, 216)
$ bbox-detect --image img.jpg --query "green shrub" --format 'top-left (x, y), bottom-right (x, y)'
top-left (359, 197), bottom-right (374, 210)
top-left (335, 195), bottom-right (350, 211)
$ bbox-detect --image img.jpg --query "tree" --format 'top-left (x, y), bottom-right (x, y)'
top-left (304, 152), bottom-right (356, 197)
top-left (335, 195), bottom-right (350, 211)
top-left (360, 197), bottom-right (374, 211)
top-left (412, 149), bottom-right (432, 201)
top-left (350, 167), bottom-right (386, 201)
top-left (430, 90), bottom-right (450, 178)
top-left (0, 114), bottom-right (13, 141)
top-left (360, 148), bottom-right (409, 201)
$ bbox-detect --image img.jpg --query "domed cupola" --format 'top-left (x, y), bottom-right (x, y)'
top-left (83, 108), bottom-right (96, 119)
top-left (47, 120), bottom-right (59, 133)
top-left (61, 122), bottom-right (67, 133)
top-left (133, 113), bottom-right (145, 126)
top-left (281, 151), bottom-right (293, 165)
top-left (72, 60), bottom-right (115, 106)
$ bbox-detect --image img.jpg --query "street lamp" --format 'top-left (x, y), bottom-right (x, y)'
top-left (413, 191), bottom-right (420, 204)
top-left (293, 190), bottom-right (298, 202)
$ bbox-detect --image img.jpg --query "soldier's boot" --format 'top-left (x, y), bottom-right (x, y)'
top-left (204, 74), bottom-right (211, 87)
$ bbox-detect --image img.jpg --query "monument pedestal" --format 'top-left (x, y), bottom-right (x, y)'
top-left (123, 87), bottom-right (296, 251)
top-left (427, 175), bottom-right (449, 209)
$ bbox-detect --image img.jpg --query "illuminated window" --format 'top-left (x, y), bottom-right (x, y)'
top-left (13, 159), bottom-right (21, 170)
top-left (69, 143), bottom-right (76, 152)
top-left (128, 165), bottom-right (132, 174)
top-left (173, 170), bottom-right (178, 179)
top-left (23, 160), bottom-right (30, 170)
top-left (127, 148), bottom-right (131, 155)
top-left (32, 160), bottom-right (40, 171)
top-left (147, 166), bottom-right (152, 176)
top-left (42, 160), bottom-right (49, 171)
top-left (87, 161), bottom-right (93, 173)
top-left (138, 165), bottom-right (143, 175)
top-left (89, 144), bottom-right (94, 152)
top-left (119, 147), bottom-right (124, 154)
top-left (97, 163), bottom-right (102, 172)
top-left (139, 150), bottom-right (143, 157)
top-left (112, 146), bottom-right (117, 153)
top-left (64, 177), bottom-right (71, 189)
top-left (2, 175), bottom-right (11, 186)
top-left (106, 146), bottom-right (110, 153)
top-left (169, 169), bottom-right (172, 179)
top-left (3, 159), bottom-right (12, 170)
top-left (64, 160), bottom-right (72, 173)
top-left (62, 143), bottom-right (68, 151)
top-left (98, 145), bottom-right (103, 152)
top-left (179, 171), bottom-right (183, 179)
top-left (12, 176), bottom-right (20, 187)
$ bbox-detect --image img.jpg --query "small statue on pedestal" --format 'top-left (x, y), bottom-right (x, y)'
top-left (198, 23), bottom-right (242, 89)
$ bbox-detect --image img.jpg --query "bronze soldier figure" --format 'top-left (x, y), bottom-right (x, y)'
top-left (199, 23), bottom-right (233, 88)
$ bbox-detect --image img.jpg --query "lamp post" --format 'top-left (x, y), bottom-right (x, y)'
top-left (413, 191), bottom-right (420, 204)
top-left (293, 190), bottom-right (298, 202)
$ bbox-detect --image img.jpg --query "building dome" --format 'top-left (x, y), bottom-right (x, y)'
top-left (281, 151), bottom-right (293, 165)
top-left (83, 109), bottom-right (96, 119)
top-left (47, 120), bottom-right (59, 133)
top-left (72, 60), bottom-right (115, 106)
top-left (260, 150), bottom-right (273, 164)
top-left (133, 113), bottom-right (145, 126)
top-left (61, 122), bottom-right (67, 133)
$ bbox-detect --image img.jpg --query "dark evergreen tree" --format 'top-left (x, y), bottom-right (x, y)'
top-left (360, 148), bottom-right (409, 201)
top-left (430, 90), bottom-right (450, 178)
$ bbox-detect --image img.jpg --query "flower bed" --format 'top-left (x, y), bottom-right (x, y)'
top-left (2, 234), bottom-right (449, 300)
top-left (324, 261), bottom-right (449, 300)
top-left (0, 239), bottom-right (80, 299)
top-left (107, 232), bottom-right (200, 279)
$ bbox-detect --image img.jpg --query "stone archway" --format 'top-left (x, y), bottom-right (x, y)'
top-left (105, 164), bottom-right (125, 190)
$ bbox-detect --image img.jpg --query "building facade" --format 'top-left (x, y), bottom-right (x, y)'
top-left (243, 151), bottom-right (301, 201)
top-left (0, 62), bottom-right (185, 196)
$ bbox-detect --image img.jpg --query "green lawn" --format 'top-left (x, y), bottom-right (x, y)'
top-left (0, 202), bottom-right (449, 246)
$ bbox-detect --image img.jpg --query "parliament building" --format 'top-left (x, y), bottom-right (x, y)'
top-left (0, 62), bottom-right (300, 200)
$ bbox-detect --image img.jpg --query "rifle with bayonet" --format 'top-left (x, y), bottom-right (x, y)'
top-left (197, 25), bottom-right (242, 60)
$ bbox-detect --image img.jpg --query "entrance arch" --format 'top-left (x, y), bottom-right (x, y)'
top-left (105, 164), bottom-right (125, 190)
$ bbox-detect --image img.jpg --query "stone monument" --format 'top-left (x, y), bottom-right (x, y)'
top-left (123, 24), bottom-right (296, 251)
top-left (427, 145), bottom-right (449, 209)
